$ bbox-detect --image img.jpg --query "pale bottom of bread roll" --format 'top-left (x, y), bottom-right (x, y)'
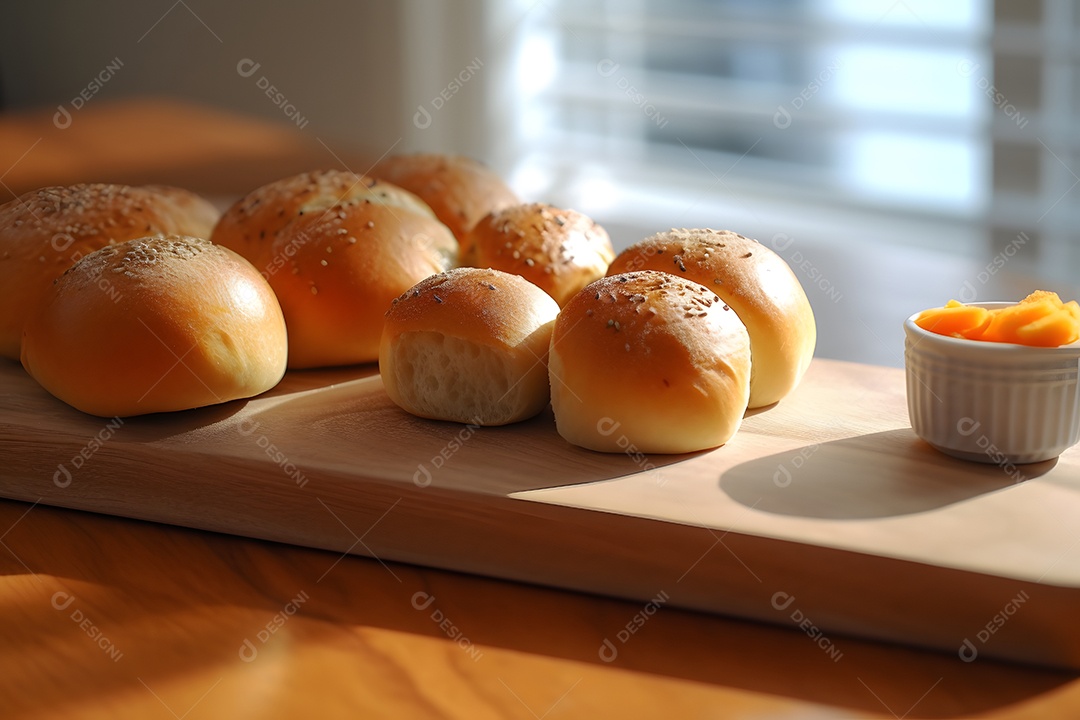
top-left (384, 330), bottom-right (550, 425)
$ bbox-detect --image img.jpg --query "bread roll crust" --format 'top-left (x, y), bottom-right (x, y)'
top-left (380, 267), bottom-right (560, 425)
top-left (268, 197), bottom-right (456, 369)
top-left (371, 154), bottom-right (519, 241)
top-left (461, 203), bottom-right (615, 307)
top-left (550, 270), bottom-right (751, 453)
top-left (20, 235), bottom-right (287, 417)
top-left (210, 169), bottom-right (440, 273)
top-left (0, 183), bottom-right (220, 360)
top-left (607, 229), bottom-right (816, 408)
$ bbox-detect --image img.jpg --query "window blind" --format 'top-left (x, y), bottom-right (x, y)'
top-left (988, 0), bottom-right (1079, 285)
top-left (504, 0), bottom-right (996, 254)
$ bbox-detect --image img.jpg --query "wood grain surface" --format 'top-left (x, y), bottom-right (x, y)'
top-left (2, 354), bottom-right (1078, 672)
top-left (0, 497), bottom-right (1078, 720)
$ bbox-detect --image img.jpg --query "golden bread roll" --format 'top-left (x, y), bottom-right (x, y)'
top-left (210, 169), bottom-right (441, 273)
top-left (371, 154), bottom-right (519, 241)
top-left (380, 267), bottom-right (560, 426)
top-left (550, 270), bottom-right (751, 453)
top-left (21, 236), bottom-right (287, 417)
top-left (607, 229), bottom-right (815, 408)
top-left (267, 193), bottom-right (457, 369)
top-left (461, 203), bottom-right (615, 307)
top-left (0, 183), bottom-right (220, 360)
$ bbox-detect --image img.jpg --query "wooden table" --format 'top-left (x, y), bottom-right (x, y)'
top-left (2, 496), bottom-right (1078, 720)
top-left (1, 99), bottom-right (1079, 719)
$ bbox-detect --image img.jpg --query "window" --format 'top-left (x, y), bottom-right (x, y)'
top-left (491, 0), bottom-right (1075, 285)
top-left (987, 0), bottom-right (1079, 285)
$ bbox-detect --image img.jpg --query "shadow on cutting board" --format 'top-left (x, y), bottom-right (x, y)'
top-left (719, 428), bottom-right (1057, 519)
top-left (235, 365), bottom-right (702, 495)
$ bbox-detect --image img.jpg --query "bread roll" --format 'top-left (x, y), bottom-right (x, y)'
top-left (607, 229), bottom-right (815, 408)
top-left (21, 236), bottom-right (287, 417)
top-left (210, 169), bottom-right (444, 273)
top-left (461, 203), bottom-right (615, 307)
top-left (550, 271), bottom-right (751, 454)
top-left (267, 192), bottom-right (457, 369)
top-left (371, 154), bottom-right (519, 241)
top-left (380, 267), bottom-right (560, 426)
top-left (0, 183), bottom-right (220, 360)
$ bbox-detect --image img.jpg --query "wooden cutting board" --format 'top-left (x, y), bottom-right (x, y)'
top-left (1, 357), bottom-right (1077, 670)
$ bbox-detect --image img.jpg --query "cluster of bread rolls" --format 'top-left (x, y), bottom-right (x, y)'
top-left (0, 155), bottom-right (556, 417)
top-left (0, 183), bottom-right (219, 360)
top-left (544, 229), bottom-right (816, 453)
top-left (607, 229), bottom-right (817, 409)
top-left (211, 169), bottom-right (459, 369)
top-left (3, 154), bottom-right (816, 459)
top-left (379, 203), bottom-right (816, 453)
top-left (0, 183), bottom-right (290, 417)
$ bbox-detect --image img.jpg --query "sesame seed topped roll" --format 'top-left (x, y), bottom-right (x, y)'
top-left (461, 203), bottom-right (614, 307)
top-left (608, 229), bottom-right (815, 408)
top-left (550, 270), bottom-right (751, 454)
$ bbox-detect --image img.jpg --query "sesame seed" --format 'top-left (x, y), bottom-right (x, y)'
top-left (348, 237), bottom-right (357, 244)
top-left (742, 252), bottom-right (752, 258)
top-left (524, 258), bottom-right (535, 267)
top-left (310, 286), bottom-right (318, 295)
top-left (586, 309), bottom-right (593, 316)
top-left (320, 259), bottom-right (328, 266)
top-left (366, 220), bottom-right (375, 228)
top-left (607, 319), bottom-right (614, 327)
top-left (326, 246), bottom-right (333, 253)
top-left (625, 343), bottom-right (630, 352)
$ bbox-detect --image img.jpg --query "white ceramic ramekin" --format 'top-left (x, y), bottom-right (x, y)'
top-left (904, 302), bottom-right (1080, 465)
